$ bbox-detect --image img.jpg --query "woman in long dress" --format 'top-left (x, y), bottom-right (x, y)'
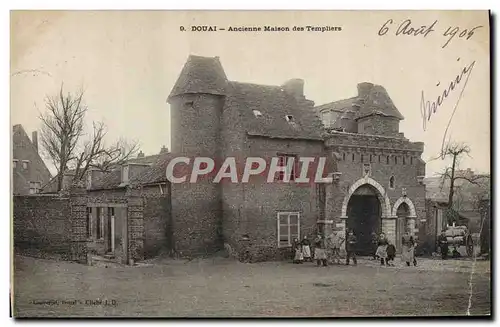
top-left (375, 232), bottom-right (389, 266)
top-left (401, 231), bottom-right (417, 266)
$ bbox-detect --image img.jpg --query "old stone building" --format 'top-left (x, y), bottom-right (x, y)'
top-left (166, 55), bottom-right (426, 259)
top-left (167, 55), bottom-right (335, 260)
top-left (317, 83), bottom-right (426, 254)
top-left (12, 124), bottom-right (52, 195)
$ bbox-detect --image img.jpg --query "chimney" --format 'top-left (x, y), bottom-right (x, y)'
top-left (32, 131), bottom-right (38, 152)
top-left (137, 151), bottom-right (145, 158)
top-left (282, 79), bottom-right (304, 98)
top-left (357, 82), bottom-right (374, 97)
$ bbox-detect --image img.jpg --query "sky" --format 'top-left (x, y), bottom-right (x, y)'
top-left (10, 10), bottom-right (490, 177)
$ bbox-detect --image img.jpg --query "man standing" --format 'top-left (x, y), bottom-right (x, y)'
top-left (345, 230), bottom-right (357, 266)
top-left (328, 231), bottom-right (344, 265)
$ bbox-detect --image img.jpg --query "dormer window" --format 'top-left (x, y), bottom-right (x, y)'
top-left (285, 115), bottom-right (294, 122)
top-left (22, 160), bottom-right (29, 170)
top-left (184, 100), bottom-right (194, 108)
top-left (253, 110), bottom-right (263, 118)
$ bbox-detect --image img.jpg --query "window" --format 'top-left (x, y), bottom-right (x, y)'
top-left (352, 153), bottom-right (355, 161)
top-left (285, 115), bottom-right (294, 122)
top-left (342, 153), bottom-right (346, 161)
top-left (370, 154), bottom-right (373, 163)
top-left (360, 154), bottom-right (364, 163)
top-left (378, 155), bottom-right (381, 163)
top-left (277, 212), bottom-right (300, 247)
top-left (86, 207), bottom-right (93, 238)
top-left (13, 160), bottom-right (18, 168)
top-left (29, 182), bottom-right (41, 194)
top-left (389, 176), bottom-right (395, 189)
top-left (253, 110), bottom-right (262, 118)
top-left (403, 156), bottom-right (406, 165)
top-left (386, 156), bottom-right (390, 164)
top-left (22, 160), bottom-right (29, 170)
top-left (96, 208), bottom-right (104, 239)
top-left (411, 157), bottom-right (413, 165)
top-left (394, 156), bottom-right (398, 165)
top-left (276, 154), bottom-right (298, 181)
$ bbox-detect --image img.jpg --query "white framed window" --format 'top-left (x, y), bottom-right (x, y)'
top-left (22, 160), bottom-right (29, 170)
top-left (277, 212), bottom-right (300, 248)
top-left (29, 181), bottom-right (41, 194)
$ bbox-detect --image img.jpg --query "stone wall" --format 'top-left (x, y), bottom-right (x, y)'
top-left (221, 136), bottom-right (326, 262)
top-left (13, 194), bottom-right (72, 257)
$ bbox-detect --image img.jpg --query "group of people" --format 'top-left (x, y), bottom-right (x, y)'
top-left (371, 230), bottom-right (417, 267)
top-left (292, 229), bottom-right (418, 267)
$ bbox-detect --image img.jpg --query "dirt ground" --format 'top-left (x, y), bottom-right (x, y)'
top-left (12, 254), bottom-right (491, 317)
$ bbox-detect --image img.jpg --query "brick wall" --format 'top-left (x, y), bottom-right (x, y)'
top-left (13, 195), bottom-right (72, 257)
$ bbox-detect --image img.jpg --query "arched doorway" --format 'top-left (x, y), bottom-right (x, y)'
top-left (346, 184), bottom-right (382, 255)
top-left (395, 203), bottom-right (410, 252)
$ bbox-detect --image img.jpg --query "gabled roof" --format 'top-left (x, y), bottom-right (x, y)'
top-left (168, 55), bottom-right (228, 100)
top-left (315, 97), bottom-right (358, 113)
top-left (227, 82), bottom-right (324, 140)
top-left (129, 153), bottom-right (173, 186)
top-left (314, 82), bottom-right (404, 122)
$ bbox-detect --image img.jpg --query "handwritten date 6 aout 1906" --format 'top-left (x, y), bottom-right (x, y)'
top-left (378, 19), bottom-right (483, 49)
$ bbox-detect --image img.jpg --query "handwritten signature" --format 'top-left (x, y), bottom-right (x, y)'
top-left (420, 58), bottom-right (475, 158)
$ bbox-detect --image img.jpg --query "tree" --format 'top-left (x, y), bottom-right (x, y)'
top-left (434, 142), bottom-right (490, 225)
top-left (39, 85), bottom-right (139, 191)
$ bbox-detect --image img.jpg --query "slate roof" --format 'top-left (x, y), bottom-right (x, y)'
top-left (315, 97), bottom-right (358, 113)
top-left (227, 82), bottom-right (324, 140)
top-left (356, 83), bottom-right (404, 120)
top-left (314, 83), bottom-right (404, 121)
top-left (168, 55), bottom-right (228, 100)
top-left (129, 153), bottom-right (173, 186)
top-left (90, 152), bottom-right (171, 190)
top-left (169, 55), bottom-right (324, 141)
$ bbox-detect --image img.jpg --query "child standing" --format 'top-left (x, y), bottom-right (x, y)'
top-left (386, 240), bottom-right (396, 266)
top-left (293, 238), bottom-right (304, 264)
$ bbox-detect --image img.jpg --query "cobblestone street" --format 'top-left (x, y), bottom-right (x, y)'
top-left (13, 255), bottom-right (491, 317)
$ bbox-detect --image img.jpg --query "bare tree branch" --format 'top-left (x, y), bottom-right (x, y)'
top-left (39, 83), bottom-right (139, 191)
